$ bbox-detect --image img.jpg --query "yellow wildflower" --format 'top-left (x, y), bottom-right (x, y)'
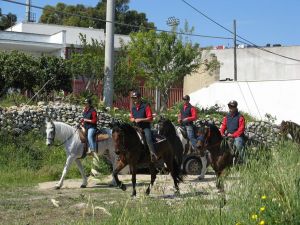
top-left (260, 206), bottom-right (266, 212)
top-left (251, 214), bottom-right (258, 220)
top-left (235, 223), bottom-right (242, 225)
top-left (261, 195), bottom-right (267, 200)
top-left (259, 220), bottom-right (265, 225)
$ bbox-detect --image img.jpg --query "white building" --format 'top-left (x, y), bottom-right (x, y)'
top-left (0, 22), bottom-right (130, 58)
top-left (184, 46), bottom-right (300, 124)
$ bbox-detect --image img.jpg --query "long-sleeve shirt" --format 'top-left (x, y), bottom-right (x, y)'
top-left (178, 103), bottom-right (197, 123)
top-left (130, 103), bottom-right (153, 122)
top-left (219, 115), bottom-right (245, 138)
top-left (83, 107), bottom-right (97, 124)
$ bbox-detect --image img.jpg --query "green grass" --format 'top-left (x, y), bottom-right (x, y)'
top-left (0, 131), bottom-right (111, 187)
top-left (97, 141), bottom-right (299, 225)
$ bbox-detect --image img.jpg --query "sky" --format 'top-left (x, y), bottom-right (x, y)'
top-left (1, 0), bottom-right (300, 47)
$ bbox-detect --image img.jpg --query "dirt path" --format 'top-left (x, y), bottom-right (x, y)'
top-left (38, 174), bottom-right (220, 197)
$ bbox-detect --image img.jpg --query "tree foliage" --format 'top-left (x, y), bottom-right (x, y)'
top-left (128, 29), bottom-right (219, 110)
top-left (67, 34), bottom-right (137, 97)
top-left (0, 51), bottom-right (72, 98)
top-left (37, 56), bottom-right (72, 94)
top-left (0, 11), bottom-right (17, 30)
top-left (39, 1), bottom-right (155, 35)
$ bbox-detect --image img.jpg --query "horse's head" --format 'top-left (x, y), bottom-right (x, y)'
top-left (45, 120), bottom-right (56, 146)
top-left (195, 125), bottom-right (210, 153)
top-left (157, 116), bottom-right (167, 135)
top-left (157, 116), bottom-right (175, 136)
top-left (112, 125), bottom-right (126, 155)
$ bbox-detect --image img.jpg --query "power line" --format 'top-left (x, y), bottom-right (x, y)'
top-left (180, 0), bottom-right (300, 62)
top-left (1, 0), bottom-right (233, 40)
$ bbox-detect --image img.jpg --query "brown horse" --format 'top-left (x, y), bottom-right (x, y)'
top-left (195, 122), bottom-right (234, 189)
top-left (280, 120), bottom-right (300, 144)
top-left (157, 116), bottom-right (184, 168)
top-left (112, 123), bottom-right (183, 196)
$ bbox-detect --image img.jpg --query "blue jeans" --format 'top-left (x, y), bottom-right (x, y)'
top-left (234, 136), bottom-right (245, 161)
top-left (87, 128), bottom-right (97, 152)
top-left (143, 128), bottom-right (156, 154)
top-left (186, 125), bottom-right (197, 148)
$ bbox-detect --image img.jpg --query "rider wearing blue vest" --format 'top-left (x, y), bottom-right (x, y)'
top-left (130, 90), bottom-right (158, 162)
top-left (82, 98), bottom-right (98, 155)
top-left (178, 95), bottom-right (198, 150)
top-left (220, 100), bottom-right (245, 159)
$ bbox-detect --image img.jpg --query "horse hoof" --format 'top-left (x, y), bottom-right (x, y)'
top-left (120, 184), bottom-right (126, 191)
top-left (80, 184), bottom-right (87, 188)
top-left (145, 189), bottom-right (150, 195)
top-left (54, 186), bottom-right (61, 190)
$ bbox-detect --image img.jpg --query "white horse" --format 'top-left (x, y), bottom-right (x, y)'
top-left (175, 126), bottom-right (207, 179)
top-left (45, 120), bottom-right (118, 189)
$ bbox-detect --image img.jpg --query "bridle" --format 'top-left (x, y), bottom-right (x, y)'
top-left (114, 128), bottom-right (128, 154)
top-left (47, 121), bottom-right (78, 147)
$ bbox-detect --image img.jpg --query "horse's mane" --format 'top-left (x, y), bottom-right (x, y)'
top-left (159, 118), bottom-right (177, 136)
top-left (208, 123), bottom-right (223, 141)
top-left (113, 123), bottom-right (139, 139)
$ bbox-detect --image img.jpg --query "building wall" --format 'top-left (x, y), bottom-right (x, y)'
top-left (8, 22), bottom-right (130, 48)
top-left (189, 80), bottom-right (300, 124)
top-left (185, 46), bottom-right (300, 124)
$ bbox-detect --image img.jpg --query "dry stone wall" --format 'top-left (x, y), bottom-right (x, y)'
top-left (0, 102), bottom-right (281, 147)
top-left (0, 102), bottom-right (115, 134)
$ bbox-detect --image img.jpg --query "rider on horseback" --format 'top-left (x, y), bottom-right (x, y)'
top-left (82, 98), bottom-right (98, 156)
top-left (130, 90), bottom-right (158, 162)
top-left (178, 95), bottom-right (198, 151)
top-left (220, 100), bottom-right (246, 162)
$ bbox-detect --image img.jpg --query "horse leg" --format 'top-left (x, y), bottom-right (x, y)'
top-left (198, 155), bottom-right (207, 180)
top-left (112, 159), bottom-right (127, 191)
top-left (56, 155), bottom-right (75, 189)
top-left (130, 165), bottom-right (137, 197)
top-left (146, 163), bottom-right (157, 195)
top-left (164, 156), bottom-right (180, 194)
top-left (75, 159), bottom-right (88, 188)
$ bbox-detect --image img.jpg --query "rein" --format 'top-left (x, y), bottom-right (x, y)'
top-left (49, 122), bottom-right (78, 147)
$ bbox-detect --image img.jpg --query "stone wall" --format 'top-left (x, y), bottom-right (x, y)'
top-left (0, 102), bottom-right (115, 134)
top-left (0, 102), bottom-right (281, 147)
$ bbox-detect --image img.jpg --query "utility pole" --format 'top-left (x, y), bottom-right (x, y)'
top-left (25, 0), bottom-right (31, 22)
top-left (103, 0), bottom-right (115, 107)
top-left (233, 19), bottom-right (237, 81)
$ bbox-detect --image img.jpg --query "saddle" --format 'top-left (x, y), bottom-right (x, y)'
top-left (78, 127), bottom-right (109, 143)
top-left (178, 125), bottom-right (198, 140)
top-left (133, 127), bottom-right (166, 147)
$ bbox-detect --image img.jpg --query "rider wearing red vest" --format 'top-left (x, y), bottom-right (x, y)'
top-left (130, 90), bottom-right (158, 162)
top-left (220, 100), bottom-right (245, 159)
top-left (82, 98), bottom-right (97, 155)
top-left (178, 95), bottom-right (198, 149)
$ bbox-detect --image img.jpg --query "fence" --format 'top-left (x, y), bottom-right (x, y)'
top-left (72, 79), bottom-right (183, 110)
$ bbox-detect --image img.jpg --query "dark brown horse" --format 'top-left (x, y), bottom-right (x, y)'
top-left (280, 120), bottom-right (300, 144)
top-left (157, 116), bottom-right (184, 167)
top-left (112, 123), bottom-right (183, 196)
top-left (195, 122), bottom-right (233, 189)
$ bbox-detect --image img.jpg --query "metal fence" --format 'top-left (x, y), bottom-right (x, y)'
top-left (72, 79), bottom-right (183, 110)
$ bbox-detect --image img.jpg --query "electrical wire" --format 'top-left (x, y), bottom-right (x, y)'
top-left (180, 0), bottom-right (300, 62)
top-left (1, 0), bottom-right (233, 40)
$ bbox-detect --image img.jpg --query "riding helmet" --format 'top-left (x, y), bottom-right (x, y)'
top-left (228, 100), bottom-right (238, 107)
top-left (131, 90), bottom-right (141, 98)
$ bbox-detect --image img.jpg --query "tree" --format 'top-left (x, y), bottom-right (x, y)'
top-left (0, 12), bottom-right (17, 30)
top-left (68, 34), bottom-right (137, 97)
top-left (128, 30), bottom-right (219, 111)
top-left (39, 1), bottom-right (155, 35)
top-left (37, 56), bottom-right (72, 95)
top-left (1, 51), bottom-right (38, 94)
top-left (67, 34), bottom-right (105, 91)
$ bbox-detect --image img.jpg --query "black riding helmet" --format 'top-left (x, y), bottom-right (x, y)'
top-left (84, 98), bottom-right (92, 105)
top-left (131, 90), bottom-right (141, 98)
